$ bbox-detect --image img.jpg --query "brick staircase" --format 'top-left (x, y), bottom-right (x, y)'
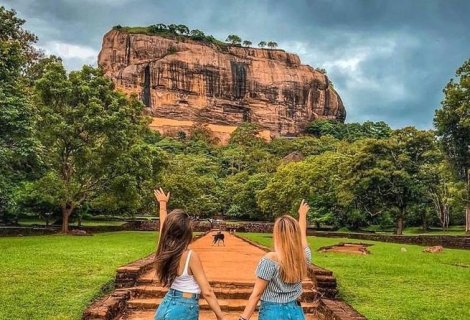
top-left (119, 269), bottom-right (320, 319)
top-left (83, 233), bottom-right (364, 320)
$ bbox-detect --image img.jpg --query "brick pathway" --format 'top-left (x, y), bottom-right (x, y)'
top-left (119, 232), bottom-right (319, 319)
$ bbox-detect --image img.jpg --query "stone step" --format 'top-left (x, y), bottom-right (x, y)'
top-left (131, 284), bottom-right (319, 301)
top-left (138, 271), bottom-right (315, 289)
top-left (120, 310), bottom-right (319, 320)
top-left (127, 298), bottom-right (319, 313)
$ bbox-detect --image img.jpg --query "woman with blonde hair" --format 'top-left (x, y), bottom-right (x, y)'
top-left (153, 188), bottom-right (226, 320)
top-left (239, 200), bottom-right (311, 320)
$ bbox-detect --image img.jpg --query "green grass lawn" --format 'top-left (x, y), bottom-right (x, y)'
top-left (241, 233), bottom-right (470, 320)
top-left (0, 232), bottom-right (158, 320)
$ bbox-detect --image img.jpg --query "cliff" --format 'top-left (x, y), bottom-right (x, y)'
top-left (98, 29), bottom-right (346, 142)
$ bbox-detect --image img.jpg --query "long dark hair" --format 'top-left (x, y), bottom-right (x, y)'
top-left (155, 209), bottom-right (193, 287)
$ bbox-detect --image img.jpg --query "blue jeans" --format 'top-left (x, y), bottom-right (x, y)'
top-left (259, 300), bottom-right (305, 320)
top-left (154, 289), bottom-right (199, 320)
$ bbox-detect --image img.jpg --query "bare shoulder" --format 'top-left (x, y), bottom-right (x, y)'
top-left (264, 251), bottom-right (278, 262)
top-left (190, 250), bottom-right (200, 259)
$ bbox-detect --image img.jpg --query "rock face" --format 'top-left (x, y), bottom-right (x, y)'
top-left (98, 30), bottom-right (346, 141)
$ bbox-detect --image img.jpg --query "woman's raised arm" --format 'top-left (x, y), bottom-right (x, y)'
top-left (298, 199), bottom-right (310, 249)
top-left (154, 188), bottom-right (170, 232)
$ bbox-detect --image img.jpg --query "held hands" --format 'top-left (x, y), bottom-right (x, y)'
top-left (154, 188), bottom-right (170, 203)
top-left (298, 199), bottom-right (310, 217)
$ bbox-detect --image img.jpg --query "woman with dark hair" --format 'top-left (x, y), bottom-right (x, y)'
top-left (239, 200), bottom-right (312, 320)
top-left (153, 188), bottom-right (226, 320)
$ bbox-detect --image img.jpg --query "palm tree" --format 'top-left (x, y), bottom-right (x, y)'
top-left (267, 41), bottom-right (278, 49)
top-left (242, 40), bottom-right (252, 47)
top-left (258, 41), bottom-right (267, 48)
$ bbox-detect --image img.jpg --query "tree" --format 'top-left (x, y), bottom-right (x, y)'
top-left (434, 59), bottom-right (470, 233)
top-left (226, 34), bottom-right (242, 45)
top-left (222, 172), bottom-right (269, 219)
top-left (315, 67), bottom-right (327, 74)
top-left (155, 23), bottom-right (167, 30)
top-left (420, 160), bottom-right (455, 230)
top-left (242, 40), bottom-right (252, 47)
top-left (258, 41), bottom-right (267, 48)
top-left (176, 24), bottom-right (189, 35)
top-left (160, 154), bottom-right (222, 216)
top-left (306, 119), bottom-right (392, 141)
top-left (190, 29), bottom-right (205, 40)
top-left (257, 151), bottom-right (347, 225)
top-left (0, 6), bottom-right (40, 223)
top-left (167, 24), bottom-right (178, 34)
top-left (229, 123), bottom-right (265, 147)
top-left (33, 63), bottom-right (162, 232)
top-left (340, 129), bottom-right (440, 234)
top-left (267, 41), bottom-right (278, 49)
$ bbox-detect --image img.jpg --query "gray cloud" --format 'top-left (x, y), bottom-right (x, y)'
top-left (4, 0), bottom-right (470, 128)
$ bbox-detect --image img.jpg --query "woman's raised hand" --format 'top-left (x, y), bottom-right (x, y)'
top-left (154, 188), bottom-right (170, 203)
top-left (298, 199), bottom-right (310, 217)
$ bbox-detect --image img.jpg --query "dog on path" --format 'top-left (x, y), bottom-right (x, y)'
top-left (212, 231), bottom-right (225, 246)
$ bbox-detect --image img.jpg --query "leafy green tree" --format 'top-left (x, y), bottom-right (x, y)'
top-left (229, 123), bottom-right (265, 147)
top-left (307, 119), bottom-right (391, 141)
top-left (267, 136), bottom-right (340, 158)
top-left (0, 6), bottom-right (40, 223)
top-left (267, 41), bottom-right (278, 49)
top-left (176, 24), bottom-right (189, 35)
top-left (160, 154), bottom-right (222, 216)
top-left (190, 29), bottom-right (205, 40)
top-left (226, 34), bottom-right (242, 45)
top-left (340, 129), bottom-right (440, 234)
top-left (420, 160), bottom-right (456, 230)
top-left (258, 41), bottom-right (267, 48)
top-left (167, 24), bottom-right (178, 34)
top-left (242, 40), bottom-right (252, 47)
top-left (33, 63), bottom-right (161, 232)
top-left (434, 59), bottom-right (470, 232)
top-left (222, 172), bottom-right (269, 219)
top-left (257, 151), bottom-right (347, 224)
top-left (189, 123), bottom-right (220, 145)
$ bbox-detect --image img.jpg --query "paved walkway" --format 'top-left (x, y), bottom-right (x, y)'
top-left (191, 232), bottom-right (266, 283)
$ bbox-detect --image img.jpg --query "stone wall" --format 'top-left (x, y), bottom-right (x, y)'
top-left (0, 226), bottom-right (58, 236)
top-left (309, 231), bottom-right (470, 250)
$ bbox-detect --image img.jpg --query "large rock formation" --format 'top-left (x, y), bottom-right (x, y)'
top-left (98, 29), bottom-right (346, 142)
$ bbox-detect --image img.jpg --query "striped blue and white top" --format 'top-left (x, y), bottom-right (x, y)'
top-left (256, 247), bottom-right (312, 303)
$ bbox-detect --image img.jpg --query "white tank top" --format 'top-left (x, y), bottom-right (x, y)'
top-left (170, 250), bottom-right (201, 294)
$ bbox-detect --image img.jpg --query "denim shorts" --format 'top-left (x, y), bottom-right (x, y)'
top-left (259, 300), bottom-right (305, 320)
top-left (154, 289), bottom-right (199, 320)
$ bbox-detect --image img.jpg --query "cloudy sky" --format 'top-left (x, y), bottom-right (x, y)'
top-left (4, 0), bottom-right (470, 128)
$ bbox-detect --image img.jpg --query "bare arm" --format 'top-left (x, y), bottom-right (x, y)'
top-left (298, 199), bottom-right (310, 249)
top-left (240, 277), bottom-right (269, 320)
top-left (154, 188), bottom-right (170, 235)
top-left (190, 251), bottom-right (226, 320)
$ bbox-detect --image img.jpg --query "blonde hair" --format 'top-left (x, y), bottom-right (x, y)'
top-left (273, 215), bottom-right (307, 283)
